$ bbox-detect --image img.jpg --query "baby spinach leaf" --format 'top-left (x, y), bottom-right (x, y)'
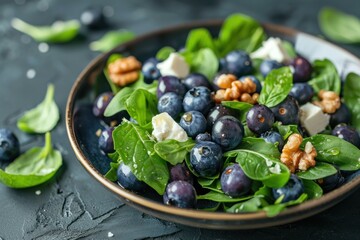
top-left (234, 149), bottom-right (290, 188)
top-left (258, 67), bottom-right (293, 108)
top-left (89, 30), bottom-right (135, 52)
top-left (239, 137), bottom-right (281, 158)
top-left (263, 193), bottom-right (308, 217)
top-left (156, 46), bottom-right (176, 60)
top-left (197, 177), bottom-right (222, 193)
top-left (17, 84), bottom-right (59, 134)
top-left (302, 179), bottom-right (323, 199)
top-left (185, 28), bottom-right (217, 54)
top-left (0, 132), bottom-right (62, 188)
top-left (221, 101), bottom-right (252, 122)
top-left (281, 40), bottom-right (297, 58)
top-left (190, 48), bottom-right (219, 80)
top-left (302, 134), bottom-right (360, 171)
top-left (154, 138), bottom-right (195, 165)
top-left (104, 162), bottom-right (120, 182)
top-left (11, 18), bottom-right (80, 43)
top-left (296, 162), bottom-right (338, 180)
top-left (319, 7), bottom-right (360, 44)
top-left (344, 72), bottom-right (360, 131)
top-left (272, 122), bottom-right (300, 140)
top-left (197, 191), bottom-right (252, 203)
top-left (226, 196), bottom-right (267, 213)
top-left (113, 121), bottom-right (169, 195)
top-left (197, 200), bottom-right (221, 212)
top-left (308, 59), bottom-right (341, 95)
top-left (254, 185), bottom-right (274, 202)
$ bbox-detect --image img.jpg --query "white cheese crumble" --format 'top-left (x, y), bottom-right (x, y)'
top-left (152, 112), bottom-right (188, 142)
top-left (35, 190), bottom-right (41, 195)
top-left (269, 163), bottom-right (281, 174)
top-left (300, 103), bottom-right (330, 136)
top-left (156, 52), bottom-right (189, 78)
top-left (250, 37), bottom-right (291, 63)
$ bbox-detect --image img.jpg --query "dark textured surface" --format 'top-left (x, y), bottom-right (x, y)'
top-left (0, 0), bottom-right (360, 239)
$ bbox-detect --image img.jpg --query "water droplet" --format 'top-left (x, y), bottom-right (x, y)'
top-left (26, 69), bottom-right (36, 79)
top-left (38, 42), bottom-right (49, 53)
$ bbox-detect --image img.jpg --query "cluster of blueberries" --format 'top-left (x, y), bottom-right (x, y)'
top-left (92, 49), bottom-right (359, 209)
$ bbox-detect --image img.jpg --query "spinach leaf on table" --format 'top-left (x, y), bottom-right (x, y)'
top-left (89, 30), bottom-right (135, 52)
top-left (308, 59), bottom-right (341, 95)
top-left (17, 84), bottom-right (59, 134)
top-left (113, 121), bottom-right (169, 195)
top-left (0, 132), bottom-right (62, 188)
top-left (156, 46), bottom-right (176, 60)
top-left (154, 138), bottom-right (195, 165)
top-left (11, 18), bottom-right (80, 43)
top-left (343, 72), bottom-right (360, 131)
top-left (319, 7), bottom-right (360, 44)
top-left (296, 162), bottom-right (338, 180)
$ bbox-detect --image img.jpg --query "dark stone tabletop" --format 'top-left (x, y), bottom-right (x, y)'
top-left (0, 0), bottom-right (359, 239)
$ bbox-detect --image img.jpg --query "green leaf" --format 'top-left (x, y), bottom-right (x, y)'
top-left (104, 54), bottom-right (123, 93)
top-left (156, 46), bottom-right (176, 60)
top-left (113, 121), bottom-right (169, 195)
top-left (11, 18), bottom-right (80, 43)
top-left (319, 7), bottom-right (360, 44)
top-left (197, 191), bottom-right (252, 203)
top-left (258, 67), bottom-right (293, 108)
top-left (125, 89), bottom-right (158, 126)
top-left (254, 185), bottom-right (274, 202)
top-left (308, 59), bottom-right (341, 95)
top-left (344, 72), bottom-right (360, 131)
top-left (221, 101), bottom-right (252, 122)
top-left (226, 196), bottom-right (267, 213)
top-left (154, 138), bottom-right (195, 165)
top-left (225, 137), bottom-right (280, 158)
top-left (272, 122), bottom-right (300, 140)
top-left (302, 179), bottom-right (323, 199)
top-left (89, 30), bottom-right (135, 52)
top-left (234, 149), bottom-right (290, 188)
top-left (17, 84), bottom-right (59, 134)
top-left (197, 177), bottom-right (222, 193)
top-left (0, 132), bottom-right (62, 188)
top-left (104, 162), bottom-right (120, 182)
top-left (302, 134), bottom-right (360, 171)
top-left (263, 193), bottom-right (308, 217)
top-left (296, 162), bottom-right (338, 180)
top-left (185, 28), bottom-right (217, 54)
top-left (190, 48), bottom-right (219, 80)
top-left (281, 40), bottom-right (297, 58)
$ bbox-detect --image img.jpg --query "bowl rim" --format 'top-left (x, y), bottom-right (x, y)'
top-left (66, 19), bottom-right (360, 225)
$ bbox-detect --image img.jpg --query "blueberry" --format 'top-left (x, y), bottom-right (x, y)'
top-left (190, 141), bottom-right (223, 178)
top-left (0, 128), bottom-right (20, 162)
top-left (260, 131), bottom-right (285, 152)
top-left (157, 76), bottom-right (186, 99)
top-left (272, 174), bottom-right (304, 203)
top-left (163, 180), bottom-right (196, 208)
top-left (170, 163), bottom-right (193, 184)
top-left (289, 83), bottom-right (314, 105)
top-left (260, 59), bottom-right (283, 77)
top-left (93, 92), bottom-right (114, 118)
top-left (182, 73), bottom-right (212, 90)
top-left (206, 104), bottom-right (239, 130)
top-left (183, 86), bottom-right (214, 115)
top-left (329, 104), bottom-right (351, 128)
top-left (80, 6), bottom-right (107, 30)
top-left (317, 166), bottom-right (344, 192)
top-left (117, 162), bottom-right (145, 192)
top-left (195, 132), bottom-right (212, 143)
top-left (98, 127), bottom-right (114, 154)
top-left (212, 116), bottom-right (244, 151)
top-left (290, 56), bottom-right (312, 82)
top-left (239, 75), bottom-right (262, 93)
top-left (220, 163), bottom-right (251, 197)
top-left (157, 92), bottom-right (183, 119)
top-left (332, 125), bottom-right (360, 148)
top-left (142, 58), bottom-right (161, 84)
top-left (180, 111), bottom-right (207, 138)
top-left (218, 58), bottom-right (227, 72)
top-left (270, 96), bottom-right (300, 125)
top-left (224, 50), bottom-right (253, 77)
top-left (246, 105), bottom-right (275, 135)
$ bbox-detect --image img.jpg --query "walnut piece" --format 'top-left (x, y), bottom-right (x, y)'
top-left (280, 133), bottom-right (317, 173)
top-left (313, 90), bottom-right (340, 114)
top-left (107, 56), bottom-right (142, 87)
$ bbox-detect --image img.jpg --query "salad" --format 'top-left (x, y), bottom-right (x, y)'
top-left (91, 13), bottom-right (360, 216)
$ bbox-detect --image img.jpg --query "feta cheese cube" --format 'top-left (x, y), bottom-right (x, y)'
top-left (156, 53), bottom-right (190, 78)
top-left (152, 112), bottom-right (188, 142)
top-left (250, 37), bottom-right (291, 63)
top-left (300, 103), bottom-right (330, 136)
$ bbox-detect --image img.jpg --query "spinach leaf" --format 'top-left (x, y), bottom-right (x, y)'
top-left (197, 191), bottom-right (252, 203)
top-left (17, 84), bottom-right (59, 134)
top-left (263, 193), bottom-right (308, 217)
top-left (344, 72), bottom-right (360, 131)
top-left (302, 179), bottom-right (323, 199)
top-left (156, 46), bottom-right (176, 60)
top-left (90, 30), bottom-right (135, 52)
top-left (113, 121), bottom-right (169, 195)
top-left (302, 134), bottom-right (360, 171)
top-left (104, 162), bottom-right (120, 182)
top-left (221, 101), bottom-right (252, 122)
top-left (197, 200), bottom-right (221, 212)
top-left (125, 89), bottom-right (158, 126)
top-left (308, 59), bottom-right (341, 95)
top-left (296, 162), bottom-right (338, 180)
top-left (197, 177), bottom-right (222, 193)
top-left (273, 122), bottom-right (300, 140)
top-left (190, 48), bottom-right (219, 80)
top-left (0, 132), bottom-right (62, 188)
top-left (281, 40), bottom-right (297, 58)
top-left (226, 196), bottom-right (267, 213)
top-left (154, 138), bottom-right (195, 165)
top-left (234, 149), bottom-right (290, 188)
top-left (258, 67), bottom-right (293, 108)
top-left (225, 137), bottom-right (280, 158)
top-left (11, 18), bottom-right (80, 43)
top-left (104, 54), bottom-right (123, 93)
top-left (217, 13), bottom-right (266, 57)
top-left (254, 185), bottom-right (274, 202)
top-left (319, 7), bottom-right (360, 44)
top-left (185, 28), bottom-right (217, 54)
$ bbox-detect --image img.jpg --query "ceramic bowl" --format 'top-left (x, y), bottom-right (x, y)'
top-left (66, 20), bottom-right (360, 229)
